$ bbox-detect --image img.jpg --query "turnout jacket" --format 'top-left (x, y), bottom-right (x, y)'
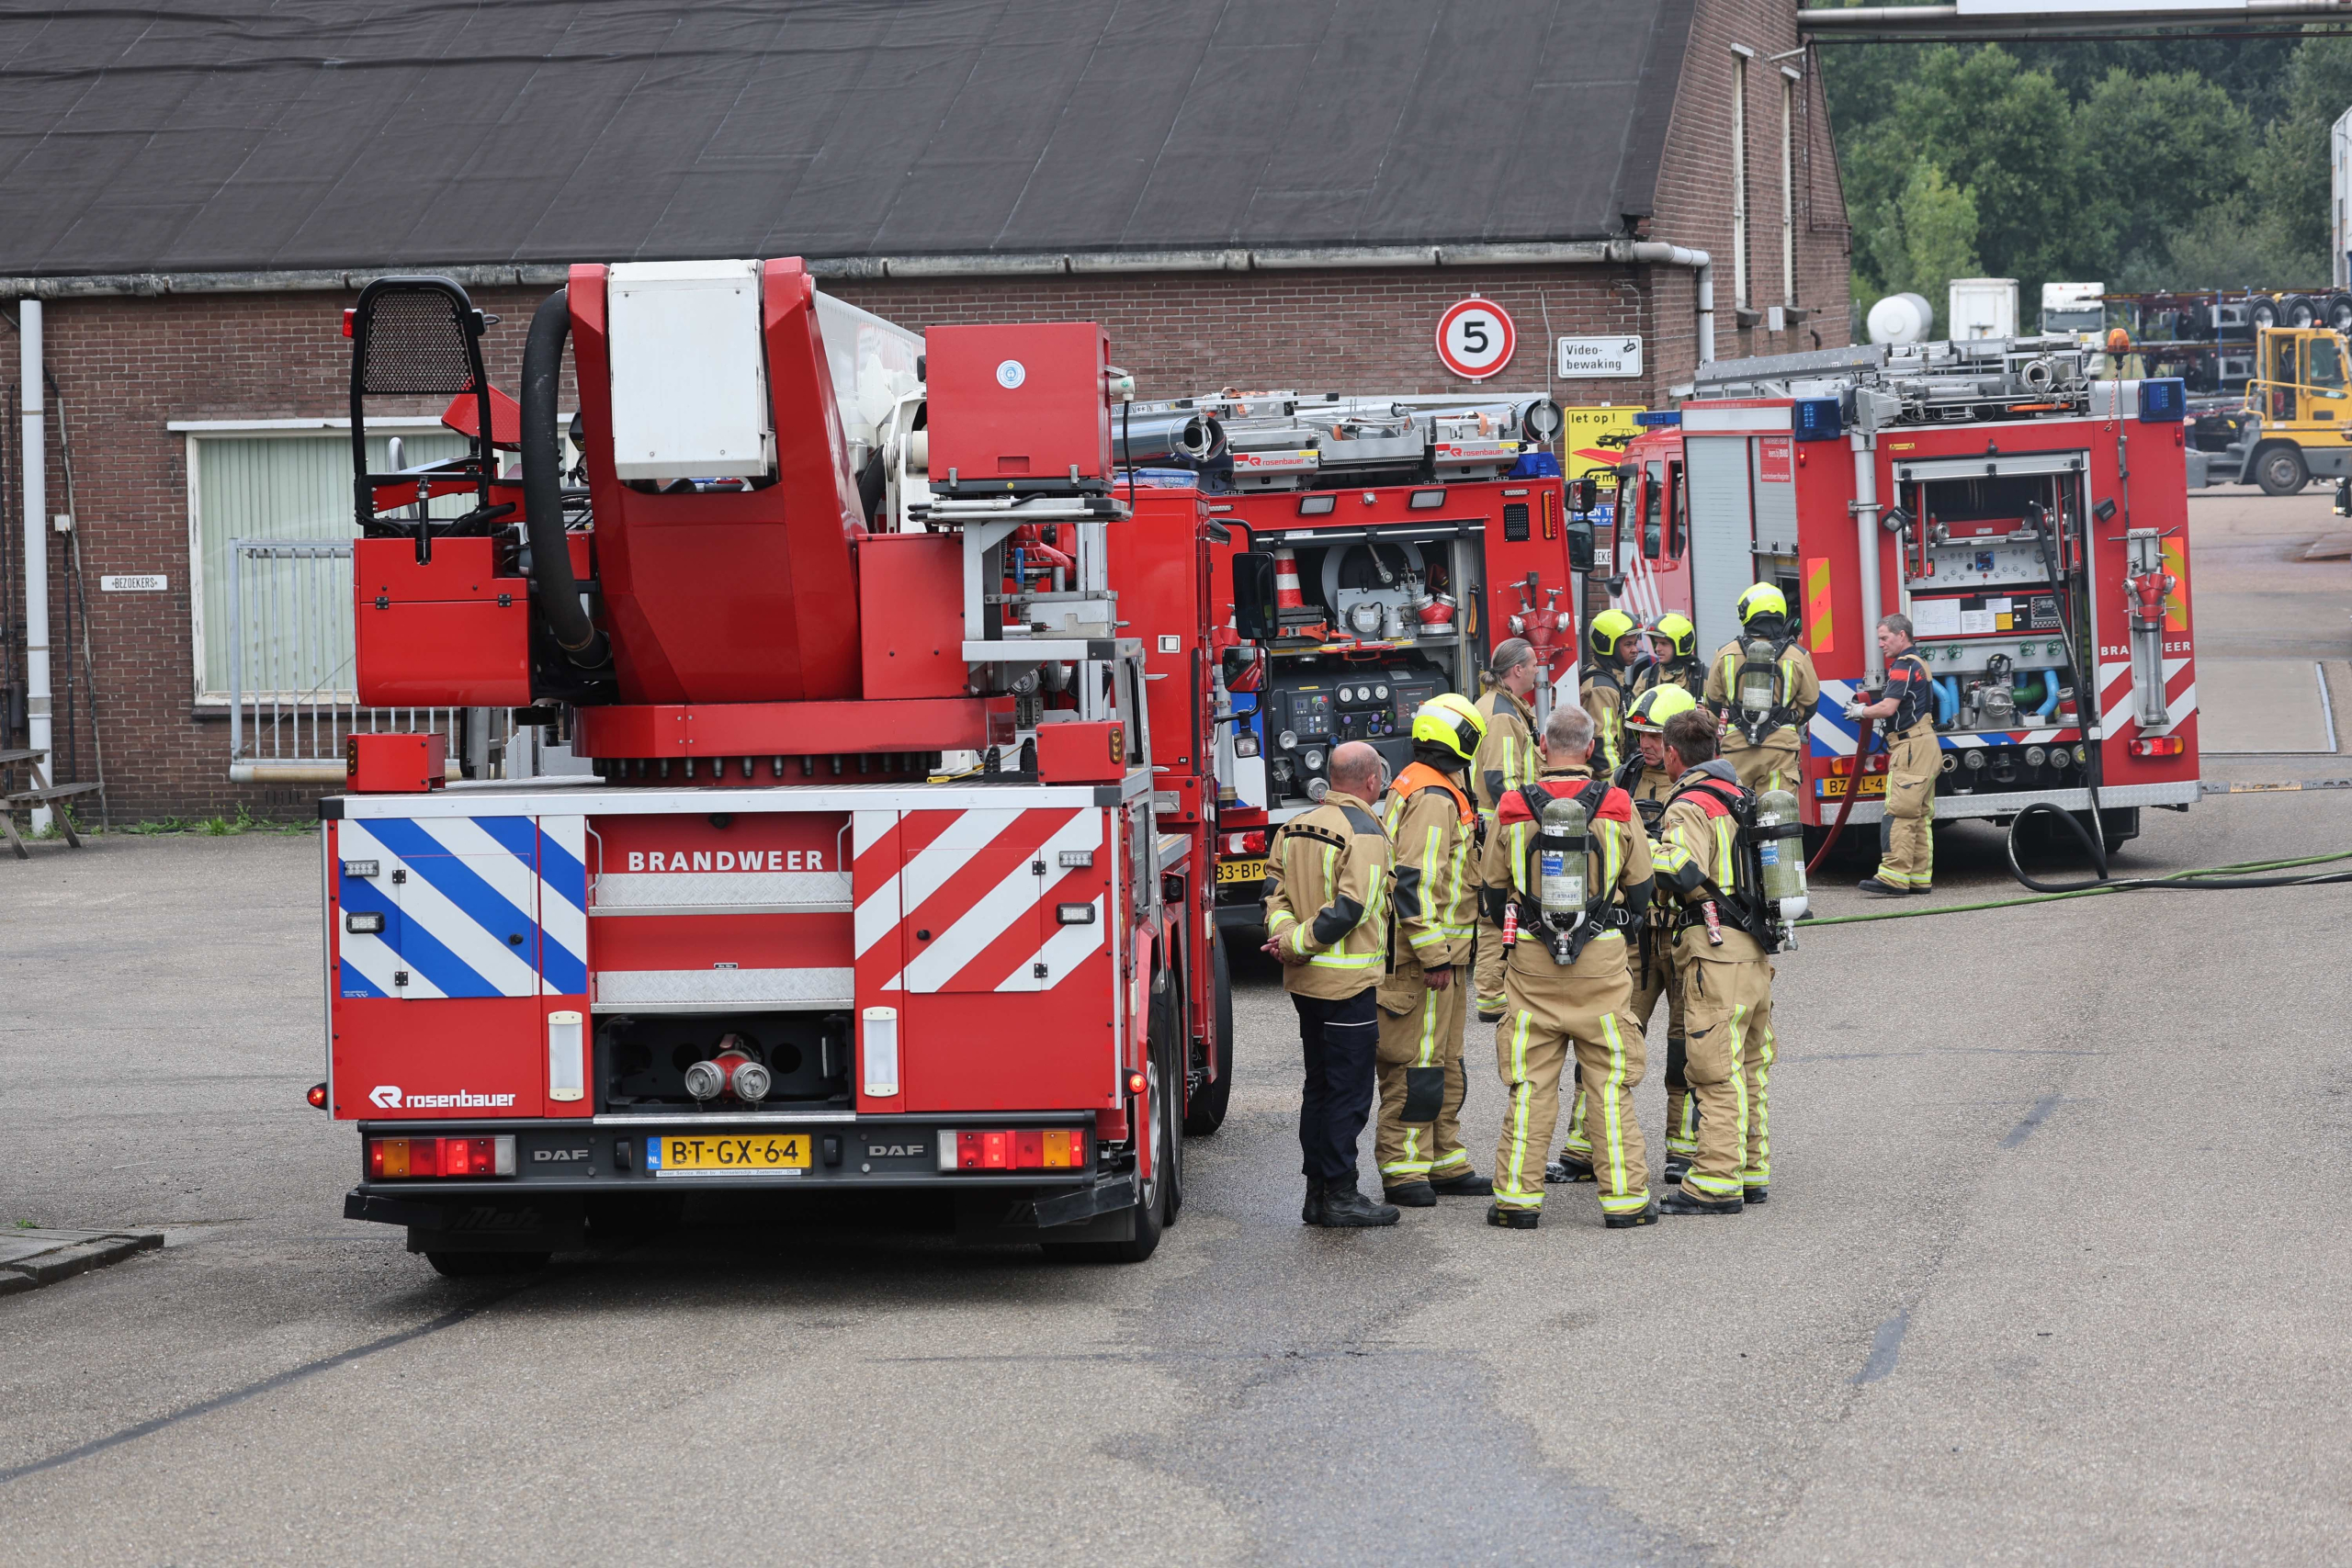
top-left (1383, 761), bottom-right (1477, 970)
top-left (1479, 764), bottom-right (1654, 979)
top-left (1471, 686), bottom-right (1539, 827)
top-left (1264, 789), bottom-right (1394, 999)
top-left (1703, 637), bottom-right (1821, 749)
top-left (1580, 665), bottom-right (1631, 773)
top-left (1651, 759), bottom-right (1769, 964)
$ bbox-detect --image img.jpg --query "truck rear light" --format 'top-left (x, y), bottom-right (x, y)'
top-left (2129, 735), bottom-right (2185, 757)
top-left (862, 1007), bottom-right (900, 1099)
top-left (342, 307), bottom-right (356, 338)
top-left (345, 911), bottom-right (385, 934)
top-left (548, 1010), bottom-right (584, 1103)
top-left (307, 1082), bottom-right (329, 1110)
top-left (368, 1135), bottom-right (515, 1179)
top-left (1828, 757), bottom-right (1856, 777)
top-left (1863, 754), bottom-right (1890, 775)
top-left (1126, 1071), bottom-right (1146, 1095)
top-left (951, 1128), bottom-right (1090, 1170)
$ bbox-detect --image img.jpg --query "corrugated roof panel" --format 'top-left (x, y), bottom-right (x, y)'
top-left (0, 0), bottom-right (1688, 276)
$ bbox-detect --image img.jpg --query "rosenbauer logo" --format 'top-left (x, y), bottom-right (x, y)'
top-left (368, 1085), bottom-right (518, 1111)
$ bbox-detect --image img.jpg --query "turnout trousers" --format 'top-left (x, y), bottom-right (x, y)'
top-left (1875, 724), bottom-right (1937, 890)
top-left (1492, 942), bottom-right (1649, 1219)
top-left (1559, 929), bottom-right (1691, 1164)
top-left (1669, 944), bottom-right (1774, 1202)
top-left (1376, 959), bottom-right (1471, 1185)
top-left (1723, 734), bottom-right (1801, 795)
top-left (1294, 990), bottom-right (1381, 1183)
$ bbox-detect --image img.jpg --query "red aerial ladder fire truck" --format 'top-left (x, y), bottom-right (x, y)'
top-left (1604, 337), bottom-right (2198, 852)
top-left (322, 259), bottom-right (1229, 1270)
top-left (1092, 390), bottom-right (1579, 920)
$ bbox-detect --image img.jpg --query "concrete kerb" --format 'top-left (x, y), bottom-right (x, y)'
top-left (0, 1229), bottom-right (164, 1296)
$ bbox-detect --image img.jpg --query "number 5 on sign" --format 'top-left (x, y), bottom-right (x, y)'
top-left (1435, 298), bottom-right (1517, 380)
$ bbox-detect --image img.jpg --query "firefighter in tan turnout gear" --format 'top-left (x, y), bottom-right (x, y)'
top-left (1548, 682), bottom-right (1707, 1186)
top-left (1580, 608), bottom-right (1643, 776)
top-left (1374, 694), bottom-right (1494, 1207)
top-left (1649, 707), bottom-right (1784, 1213)
top-left (1847, 613), bottom-right (1938, 896)
top-left (1470, 638), bottom-right (1542, 1022)
top-left (1480, 704), bottom-right (1658, 1230)
top-left (1264, 741), bottom-right (1402, 1228)
top-left (1704, 582), bottom-right (1820, 795)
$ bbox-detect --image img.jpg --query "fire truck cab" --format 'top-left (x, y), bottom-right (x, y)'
top-left (1610, 337), bottom-right (2199, 847)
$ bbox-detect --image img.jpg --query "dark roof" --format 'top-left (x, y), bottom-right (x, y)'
top-left (0, 0), bottom-right (1692, 278)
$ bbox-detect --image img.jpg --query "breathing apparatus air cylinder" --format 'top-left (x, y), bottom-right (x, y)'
top-left (1736, 637), bottom-right (1781, 734)
top-left (1537, 792), bottom-right (1589, 964)
top-left (1753, 785), bottom-right (1807, 921)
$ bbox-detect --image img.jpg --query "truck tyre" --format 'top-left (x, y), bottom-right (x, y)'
top-left (2256, 443), bottom-right (2309, 496)
top-left (2328, 294), bottom-right (2352, 333)
top-left (2288, 294), bottom-right (2320, 329)
top-left (2251, 297), bottom-right (2281, 330)
top-left (424, 1250), bottom-right (550, 1278)
top-left (1041, 1054), bottom-right (1170, 1264)
top-left (1182, 931), bottom-right (1236, 1136)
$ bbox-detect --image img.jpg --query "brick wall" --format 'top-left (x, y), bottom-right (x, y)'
top-left (1647, 0), bottom-right (1854, 385)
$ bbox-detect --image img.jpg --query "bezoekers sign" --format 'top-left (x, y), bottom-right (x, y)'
top-left (1557, 336), bottom-right (1643, 378)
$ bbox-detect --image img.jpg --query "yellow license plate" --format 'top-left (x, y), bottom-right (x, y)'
top-left (1216, 856), bottom-right (1267, 885)
top-left (1815, 775), bottom-right (1888, 799)
top-left (650, 1133), bottom-right (812, 1175)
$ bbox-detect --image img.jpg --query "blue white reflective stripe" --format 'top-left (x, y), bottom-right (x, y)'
top-left (1811, 679), bottom-right (2069, 756)
top-left (336, 816), bottom-right (585, 999)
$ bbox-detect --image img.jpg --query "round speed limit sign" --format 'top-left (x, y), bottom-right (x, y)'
top-left (1434, 297), bottom-right (1517, 380)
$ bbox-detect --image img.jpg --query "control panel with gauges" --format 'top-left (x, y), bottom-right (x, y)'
top-left (1262, 667), bottom-right (1443, 805)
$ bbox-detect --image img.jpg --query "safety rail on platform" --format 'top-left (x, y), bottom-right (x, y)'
top-left (224, 538), bottom-right (481, 784)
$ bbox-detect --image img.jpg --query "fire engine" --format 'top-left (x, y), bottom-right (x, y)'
top-left (323, 258), bottom-right (1230, 1270)
top-left (1093, 391), bottom-right (1579, 920)
top-left (1605, 337), bottom-right (2198, 850)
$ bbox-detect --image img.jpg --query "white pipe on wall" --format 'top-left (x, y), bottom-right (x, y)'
top-left (19, 299), bottom-right (51, 833)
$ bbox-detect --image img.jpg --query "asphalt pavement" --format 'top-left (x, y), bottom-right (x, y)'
top-left (3, 490), bottom-right (2348, 1565)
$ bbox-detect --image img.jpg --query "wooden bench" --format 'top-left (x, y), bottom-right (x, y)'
top-left (0, 749), bottom-right (101, 858)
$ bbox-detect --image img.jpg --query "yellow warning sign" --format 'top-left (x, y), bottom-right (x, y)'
top-left (1564, 405), bottom-right (1648, 490)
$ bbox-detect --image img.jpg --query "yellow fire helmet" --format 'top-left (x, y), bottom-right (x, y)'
top-left (1624, 682), bottom-right (1699, 734)
top-left (1736, 581), bottom-right (1789, 627)
top-left (1409, 692), bottom-right (1488, 764)
top-left (1648, 611), bottom-right (1697, 660)
top-left (1588, 606), bottom-right (1639, 660)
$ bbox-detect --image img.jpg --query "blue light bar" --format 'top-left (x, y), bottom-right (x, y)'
top-left (2138, 378), bottom-right (2186, 423)
top-left (1791, 397), bottom-right (1844, 441)
top-left (1633, 411), bottom-right (1682, 426)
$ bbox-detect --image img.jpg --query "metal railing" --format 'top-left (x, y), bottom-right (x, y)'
top-left (225, 538), bottom-right (466, 784)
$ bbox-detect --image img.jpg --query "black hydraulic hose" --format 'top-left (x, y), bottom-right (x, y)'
top-left (521, 289), bottom-right (607, 666)
top-left (2006, 800), bottom-right (2352, 894)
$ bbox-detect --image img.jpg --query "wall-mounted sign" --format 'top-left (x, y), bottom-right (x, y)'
top-left (1565, 406), bottom-right (1648, 489)
top-left (101, 574), bottom-right (169, 592)
top-left (1435, 297), bottom-right (1517, 380)
top-left (1557, 336), bottom-right (1644, 378)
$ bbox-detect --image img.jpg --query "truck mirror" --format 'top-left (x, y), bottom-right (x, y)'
top-left (1232, 552), bottom-right (1279, 643)
top-left (1566, 476), bottom-right (1600, 514)
top-left (1565, 521), bottom-right (1596, 574)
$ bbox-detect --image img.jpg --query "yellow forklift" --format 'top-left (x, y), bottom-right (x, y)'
top-left (2187, 324), bottom-right (2352, 495)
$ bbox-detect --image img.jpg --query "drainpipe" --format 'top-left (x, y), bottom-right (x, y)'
top-left (1605, 240), bottom-right (1714, 367)
top-left (18, 300), bottom-right (51, 832)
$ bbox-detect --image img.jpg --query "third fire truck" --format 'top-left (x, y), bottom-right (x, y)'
top-left (1607, 336), bottom-right (2198, 852)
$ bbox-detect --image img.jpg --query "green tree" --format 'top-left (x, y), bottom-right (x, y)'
top-left (2247, 33), bottom-right (2352, 274)
top-left (1868, 161), bottom-right (1981, 333)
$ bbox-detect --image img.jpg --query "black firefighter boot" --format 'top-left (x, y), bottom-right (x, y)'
top-left (1384, 1179), bottom-right (1438, 1208)
top-left (1301, 1179), bottom-right (1327, 1226)
top-left (1317, 1180), bottom-right (1402, 1227)
top-left (1429, 1168), bottom-right (1493, 1196)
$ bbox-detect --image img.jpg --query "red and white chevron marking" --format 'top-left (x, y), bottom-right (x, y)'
top-left (2099, 658), bottom-right (2198, 736)
top-left (853, 807), bottom-right (1109, 995)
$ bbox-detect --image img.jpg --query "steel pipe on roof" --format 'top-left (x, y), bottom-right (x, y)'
top-left (1801, 2), bottom-right (2352, 33)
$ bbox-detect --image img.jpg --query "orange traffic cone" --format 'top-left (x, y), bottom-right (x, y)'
top-left (1272, 547), bottom-right (1306, 615)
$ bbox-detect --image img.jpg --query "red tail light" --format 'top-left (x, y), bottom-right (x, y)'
top-left (944, 1128), bottom-right (1089, 1171)
top-left (1242, 829), bottom-right (1269, 855)
top-left (368, 1135), bottom-right (516, 1178)
top-left (2129, 735), bottom-right (2186, 757)
top-left (1863, 753), bottom-right (1890, 775)
top-left (1828, 757), bottom-right (1856, 778)
top-left (307, 1082), bottom-right (329, 1110)
top-left (342, 307), bottom-right (356, 339)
